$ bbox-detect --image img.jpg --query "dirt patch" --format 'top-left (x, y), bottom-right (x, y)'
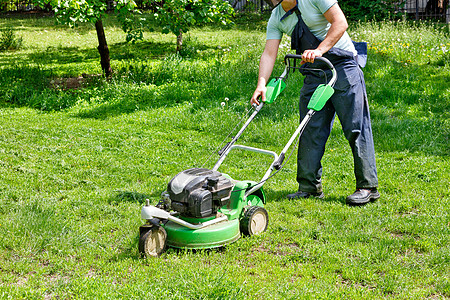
top-left (50, 74), bottom-right (103, 90)
top-left (50, 77), bottom-right (84, 90)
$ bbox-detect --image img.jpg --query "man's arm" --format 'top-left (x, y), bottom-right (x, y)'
top-left (301, 3), bottom-right (348, 63)
top-left (251, 39), bottom-right (281, 106)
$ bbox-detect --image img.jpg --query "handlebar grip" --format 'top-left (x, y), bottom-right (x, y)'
top-left (273, 153), bottom-right (285, 170)
top-left (283, 54), bottom-right (334, 71)
top-left (284, 54), bottom-right (337, 87)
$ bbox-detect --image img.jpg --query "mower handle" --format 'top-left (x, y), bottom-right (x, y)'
top-left (284, 54), bottom-right (334, 69)
top-left (217, 55), bottom-right (337, 180)
top-left (283, 54), bottom-right (337, 87)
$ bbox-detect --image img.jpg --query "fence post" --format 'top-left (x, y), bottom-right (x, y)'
top-left (415, 0), bottom-right (419, 19)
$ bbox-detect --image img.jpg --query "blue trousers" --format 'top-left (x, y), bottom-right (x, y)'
top-left (297, 57), bottom-right (378, 193)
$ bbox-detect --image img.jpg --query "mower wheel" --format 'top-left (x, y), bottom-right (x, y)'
top-left (139, 225), bottom-right (167, 257)
top-left (240, 206), bottom-right (269, 236)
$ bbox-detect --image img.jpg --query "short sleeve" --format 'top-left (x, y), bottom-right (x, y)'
top-left (266, 15), bottom-right (283, 40)
top-left (315, 0), bottom-right (337, 14)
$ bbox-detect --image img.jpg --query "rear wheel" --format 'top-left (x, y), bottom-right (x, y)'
top-left (139, 226), bottom-right (167, 257)
top-left (240, 206), bottom-right (269, 236)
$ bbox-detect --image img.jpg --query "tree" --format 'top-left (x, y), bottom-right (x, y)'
top-left (339, 0), bottom-right (403, 21)
top-left (153, 0), bottom-right (234, 52)
top-left (33, 0), bottom-right (143, 77)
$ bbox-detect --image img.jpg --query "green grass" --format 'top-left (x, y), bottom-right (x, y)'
top-left (0, 13), bottom-right (449, 299)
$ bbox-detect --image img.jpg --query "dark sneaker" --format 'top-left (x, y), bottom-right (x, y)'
top-left (287, 190), bottom-right (324, 200)
top-left (346, 188), bottom-right (380, 205)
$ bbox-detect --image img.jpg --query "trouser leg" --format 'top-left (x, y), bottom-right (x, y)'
top-left (296, 78), bottom-right (335, 193)
top-left (296, 59), bottom-right (378, 192)
top-left (332, 64), bottom-right (378, 189)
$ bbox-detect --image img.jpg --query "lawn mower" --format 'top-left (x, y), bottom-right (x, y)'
top-left (138, 54), bottom-right (337, 257)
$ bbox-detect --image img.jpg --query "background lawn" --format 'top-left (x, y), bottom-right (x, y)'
top-left (0, 13), bottom-right (449, 299)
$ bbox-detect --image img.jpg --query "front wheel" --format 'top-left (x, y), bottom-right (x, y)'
top-left (240, 206), bottom-right (269, 236)
top-left (139, 225), bottom-right (167, 257)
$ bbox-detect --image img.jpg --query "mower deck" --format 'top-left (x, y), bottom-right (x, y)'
top-left (164, 218), bottom-right (240, 249)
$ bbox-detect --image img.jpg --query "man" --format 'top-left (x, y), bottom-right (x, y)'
top-left (251, 0), bottom-right (379, 205)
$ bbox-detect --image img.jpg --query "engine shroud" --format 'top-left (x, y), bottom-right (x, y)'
top-left (167, 168), bottom-right (234, 218)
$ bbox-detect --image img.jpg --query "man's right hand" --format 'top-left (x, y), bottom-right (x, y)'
top-left (250, 85), bottom-right (267, 106)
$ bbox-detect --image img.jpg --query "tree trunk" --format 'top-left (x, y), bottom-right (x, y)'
top-left (95, 19), bottom-right (112, 77)
top-left (176, 29), bottom-right (183, 52)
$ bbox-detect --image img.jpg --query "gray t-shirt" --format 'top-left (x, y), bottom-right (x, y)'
top-left (266, 0), bottom-right (356, 55)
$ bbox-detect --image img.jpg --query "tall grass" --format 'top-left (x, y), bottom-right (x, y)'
top-left (0, 26), bottom-right (23, 50)
top-left (0, 13), bottom-right (449, 299)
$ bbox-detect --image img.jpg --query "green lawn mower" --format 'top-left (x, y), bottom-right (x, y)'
top-left (138, 54), bottom-right (337, 257)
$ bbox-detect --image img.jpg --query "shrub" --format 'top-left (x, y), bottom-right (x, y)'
top-left (339, 0), bottom-right (404, 21)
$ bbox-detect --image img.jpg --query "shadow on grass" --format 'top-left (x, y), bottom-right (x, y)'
top-left (72, 50), bottom-right (450, 130)
top-left (28, 46), bottom-right (98, 65)
top-left (2, 39), bottom-right (448, 156)
top-left (3, 40), bottom-right (178, 67)
top-left (0, 45), bottom-right (97, 69)
top-left (73, 100), bottom-right (148, 120)
top-left (111, 40), bottom-right (177, 60)
top-left (1, 30), bottom-right (219, 68)
top-left (265, 189), bottom-right (347, 205)
top-left (109, 239), bottom-right (228, 262)
top-left (109, 190), bottom-right (158, 205)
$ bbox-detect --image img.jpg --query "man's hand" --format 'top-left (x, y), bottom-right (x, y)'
top-left (302, 4), bottom-right (348, 65)
top-left (251, 85), bottom-right (266, 106)
top-left (301, 49), bottom-right (324, 64)
top-left (250, 39), bottom-right (280, 106)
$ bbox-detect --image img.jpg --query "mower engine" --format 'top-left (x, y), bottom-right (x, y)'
top-left (166, 168), bottom-right (234, 218)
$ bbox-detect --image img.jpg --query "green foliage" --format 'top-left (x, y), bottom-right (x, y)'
top-left (35, 0), bottom-right (104, 24)
top-left (436, 48), bottom-right (450, 66)
top-left (0, 0), bottom-right (19, 11)
top-left (153, 0), bottom-right (234, 50)
top-left (117, 9), bottom-right (145, 43)
top-left (339, 0), bottom-right (404, 21)
top-left (0, 26), bottom-right (22, 51)
top-left (33, 0), bottom-right (145, 43)
top-left (154, 0), bottom-right (234, 35)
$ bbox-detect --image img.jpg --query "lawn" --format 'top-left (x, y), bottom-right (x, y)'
top-left (0, 12), bottom-right (449, 299)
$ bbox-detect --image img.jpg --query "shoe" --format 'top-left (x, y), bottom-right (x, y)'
top-left (346, 188), bottom-right (380, 205)
top-left (287, 190), bottom-right (324, 199)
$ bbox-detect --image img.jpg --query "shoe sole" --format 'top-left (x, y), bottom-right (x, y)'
top-left (287, 192), bottom-right (324, 200)
top-left (346, 191), bottom-right (380, 205)
top-left (315, 193), bottom-right (325, 199)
